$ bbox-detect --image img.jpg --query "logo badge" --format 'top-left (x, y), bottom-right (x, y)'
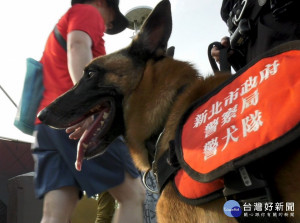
top-left (223, 200), bottom-right (242, 217)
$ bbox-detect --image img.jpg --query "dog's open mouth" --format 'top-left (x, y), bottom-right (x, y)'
top-left (76, 97), bottom-right (116, 170)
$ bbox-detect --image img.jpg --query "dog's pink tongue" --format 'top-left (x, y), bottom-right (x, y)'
top-left (75, 133), bottom-right (88, 171)
top-left (75, 108), bottom-right (109, 171)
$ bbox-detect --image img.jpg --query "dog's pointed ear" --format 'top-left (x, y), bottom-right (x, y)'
top-left (129, 0), bottom-right (172, 59)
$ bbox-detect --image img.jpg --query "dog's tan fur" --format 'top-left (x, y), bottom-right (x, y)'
top-left (42, 0), bottom-right (300, 222)
top-left (125, 58), bottom-right (201, 170)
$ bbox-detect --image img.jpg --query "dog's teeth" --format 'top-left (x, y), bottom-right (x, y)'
top-left (103, 112), bottom-right (109, 119)
top-left (97, 127), bottom-right (101, 131)
top-left (101, 121), bottom-right (104, 126)
top-left (82, 143), bottom-right (88, 149)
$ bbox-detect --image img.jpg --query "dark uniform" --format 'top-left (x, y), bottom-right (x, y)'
top-left (221, 0), bottom-right (300, 67)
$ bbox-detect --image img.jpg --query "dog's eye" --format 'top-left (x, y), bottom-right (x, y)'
top-left (87, 71), bottom-right (96, 79)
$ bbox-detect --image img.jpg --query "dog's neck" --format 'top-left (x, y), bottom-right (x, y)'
top-left (145, 83), bottom-right (188, 165)
top-left (124, 57), bottom-right (199, 171)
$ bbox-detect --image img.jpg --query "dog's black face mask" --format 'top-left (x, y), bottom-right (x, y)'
top-left (38, 64), bottom-right (125, 159)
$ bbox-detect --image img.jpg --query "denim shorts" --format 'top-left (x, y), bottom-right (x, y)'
top-left (31, 124), bottom-right (140, 199)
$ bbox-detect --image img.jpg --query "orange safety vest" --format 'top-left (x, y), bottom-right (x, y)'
top-left (171, 41), bottom-right (300, 204)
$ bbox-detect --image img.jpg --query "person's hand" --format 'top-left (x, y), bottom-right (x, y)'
top-left (66, 116), bottom-right (94, 140)
top-left (211, 36), bottom-right (230, 63)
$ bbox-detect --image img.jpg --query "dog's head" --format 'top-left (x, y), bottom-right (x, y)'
top-left (38, 0), bottom-right (172, 159)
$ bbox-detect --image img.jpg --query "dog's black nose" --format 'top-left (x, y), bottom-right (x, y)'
top-left (37, 108), bottom-right (48, 122)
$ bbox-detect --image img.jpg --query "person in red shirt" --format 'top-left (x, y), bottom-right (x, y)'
top-left (32, 1), bottom-right (145, 223)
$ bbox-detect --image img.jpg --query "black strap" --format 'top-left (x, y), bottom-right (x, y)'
top-left (208, 41), bottom-right (231, 73)
top-left (54, 25), bottom-right (67, 52)
top-left (224, 165), bottom-right (286, 223)
top-left (156, 146), bottom-right (180, 193)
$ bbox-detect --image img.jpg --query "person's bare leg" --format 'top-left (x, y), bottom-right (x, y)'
top-left (109, 172), bottom-right (145, 223)
top-left (41, 186), bottom-right (80, 223)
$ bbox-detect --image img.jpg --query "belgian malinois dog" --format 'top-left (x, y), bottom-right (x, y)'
top-left (38, 0), bottom-right (300, 222)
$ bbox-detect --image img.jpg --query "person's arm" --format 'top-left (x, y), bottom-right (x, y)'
top-left (66, 30), bottom-right (94, 139)
top-left (67, 30), bottom-right (93, 84)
